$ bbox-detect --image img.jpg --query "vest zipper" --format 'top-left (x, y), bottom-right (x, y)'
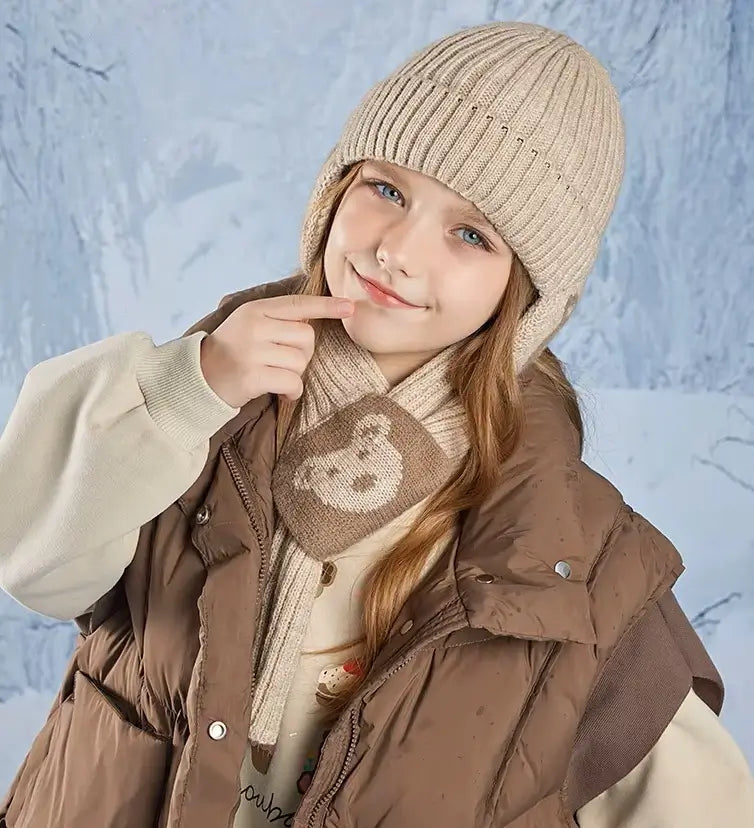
top-left (306, 707), bottom-right (360, 828)
top-left (221, 442), bottom-right (266, 557)
top-left (305, 633), bottom-right (451, 827)
top-left (221, 442), bottom-right (268, 712)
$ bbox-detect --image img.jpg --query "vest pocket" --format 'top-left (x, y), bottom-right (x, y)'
top-left (5, 671), bottom-right (171, 828)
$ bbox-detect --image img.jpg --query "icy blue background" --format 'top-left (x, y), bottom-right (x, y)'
top-left (1, 0), bottom-right (752, 790)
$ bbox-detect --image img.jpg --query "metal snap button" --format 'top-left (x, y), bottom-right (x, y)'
top-left (400, 619), bottom-right (414, 635)
top-left (208, 720), bottom-right (227, 740)
top-left (476, 573), bottom-right (495, 584)
top-left (195, 504), bottom-right (211, 525)
top-left (554, 560), bottom-right (571, 579)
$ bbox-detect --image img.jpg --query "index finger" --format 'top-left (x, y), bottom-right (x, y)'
top-left (262, 293), bottom-right (354, 321)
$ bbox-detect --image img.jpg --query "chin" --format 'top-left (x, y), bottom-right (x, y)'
top-left (340, 313), bottom-right (399, 355)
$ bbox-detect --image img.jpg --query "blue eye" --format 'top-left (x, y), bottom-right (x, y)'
top-left (367, 179), bottom-right (491, 251)
top-left (373, 181), bottom-right (401, 202)
top-left (457, 228), bottom-right (486, 248)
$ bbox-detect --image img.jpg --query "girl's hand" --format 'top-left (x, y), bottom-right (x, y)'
top-left (199, 293), bottom-right (354, 408)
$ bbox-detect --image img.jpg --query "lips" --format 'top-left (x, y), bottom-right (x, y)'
top-left (352, 265), bottom-right (424, 308)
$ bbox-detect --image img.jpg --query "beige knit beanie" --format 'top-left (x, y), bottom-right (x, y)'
top-left (298, 21), bottom-right (626, 374)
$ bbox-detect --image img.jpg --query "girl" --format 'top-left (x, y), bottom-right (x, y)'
top-left (1, 20), bottom-right (752, 828)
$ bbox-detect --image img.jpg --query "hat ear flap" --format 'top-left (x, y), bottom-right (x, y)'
top-left (512, 287), bottom-right (580, 374)
top-left (298, 145), bottom-right (349, 276)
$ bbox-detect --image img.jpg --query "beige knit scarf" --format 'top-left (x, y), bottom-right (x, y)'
top-left (247, 316), bottom-right (470, 750)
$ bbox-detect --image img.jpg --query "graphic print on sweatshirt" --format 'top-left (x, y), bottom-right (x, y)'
top-left (236, 656), bottom-right (362, 827)
top-left (315, 657), bottom-right (363, 705)
top-left (296, 729), bottom-right (330, 795)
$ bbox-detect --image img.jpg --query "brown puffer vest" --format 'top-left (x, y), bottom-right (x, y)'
top-left (1, 275), bottom-right (722, 828)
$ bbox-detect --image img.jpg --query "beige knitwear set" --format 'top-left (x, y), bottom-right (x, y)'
top-left (1, 21), bottom-right (752, 827)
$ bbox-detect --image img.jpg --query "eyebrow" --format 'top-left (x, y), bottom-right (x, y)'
top-left (362, 159), bottom-right (499, 238)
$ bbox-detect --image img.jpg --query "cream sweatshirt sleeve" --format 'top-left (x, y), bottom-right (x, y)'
top-left (0, 329), bottom-right (240, 622)
top-left (576, 687), bottom-right (754, 826)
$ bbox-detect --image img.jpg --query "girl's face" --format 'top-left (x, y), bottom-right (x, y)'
top-left (324, 159), bottom-right (514, 386)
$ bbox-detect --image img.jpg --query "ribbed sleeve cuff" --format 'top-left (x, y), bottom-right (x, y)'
top-left (135, 330), bottom-right (240, 451)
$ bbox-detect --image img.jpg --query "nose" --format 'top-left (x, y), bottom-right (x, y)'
top-left (375, 213), bottom-right (425, 279)
top-left (375, 244), bottom-right (407, 280)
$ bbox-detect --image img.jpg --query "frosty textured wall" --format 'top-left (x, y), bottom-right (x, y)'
top-left (0, 0), bottom-right (752, 790)
top-left (0, 0), bottom-right (752, 392)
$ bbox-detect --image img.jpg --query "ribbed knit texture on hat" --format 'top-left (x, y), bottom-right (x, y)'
top-left (298, 21), bottom-right (625, 374)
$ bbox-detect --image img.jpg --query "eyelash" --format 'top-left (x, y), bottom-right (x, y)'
top-left (363, 178), bottom-right (493, 252)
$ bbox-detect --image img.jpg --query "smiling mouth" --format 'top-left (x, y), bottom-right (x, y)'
top-left (351, 265), bottom-right (426, 309)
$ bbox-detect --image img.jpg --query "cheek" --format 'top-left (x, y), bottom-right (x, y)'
top-left (331, 191), bottom-right (378, 248)
top-left (325, 214), bottom-right (349, 252)
top-left (323, 221), bottom-right (351, 292)
top-left (434, 277), bottom-right (504, 335)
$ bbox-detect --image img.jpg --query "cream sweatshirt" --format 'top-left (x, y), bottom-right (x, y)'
top-left (0, 328), bottom-right (752, 827)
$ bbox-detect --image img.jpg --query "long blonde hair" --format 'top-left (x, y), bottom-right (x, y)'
top-left (275, 160), bottom-right (584, 714)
